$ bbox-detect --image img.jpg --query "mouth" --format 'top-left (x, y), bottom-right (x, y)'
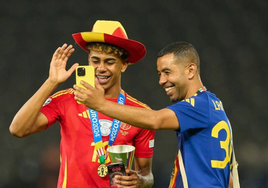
top-left (164, 86), bottom-right (175, 95)
top-left (96, 75), bottom-right (111, 84)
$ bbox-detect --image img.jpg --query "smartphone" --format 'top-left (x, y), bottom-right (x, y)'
top-left (75, 65), bottom-right (95, 104)
top-left (75, 65), bottom-right (95, 89)
top-left (107, 162), bottom-right (126, 187)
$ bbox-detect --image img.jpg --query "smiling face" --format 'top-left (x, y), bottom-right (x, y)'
top-left (157, 53), bottom-right (190, 102)
top-left (88, 50), bottom-right (128, 98)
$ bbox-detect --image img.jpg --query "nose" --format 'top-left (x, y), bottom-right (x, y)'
top-left (96, 62), bottom-right (107, 72)
top-left (159, 74), bottom-right (167, 86)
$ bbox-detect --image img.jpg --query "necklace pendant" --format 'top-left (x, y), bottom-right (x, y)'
top-left (97, 163), bottom-right (108, 177)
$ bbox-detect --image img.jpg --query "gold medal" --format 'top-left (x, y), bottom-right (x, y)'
top-left (97, 164), bottom-right (108, 177)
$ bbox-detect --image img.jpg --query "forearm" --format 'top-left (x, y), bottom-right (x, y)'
top-left (97, 100), bottom-right (160, 130)
top-left (77, 81), bottom-right (179, 130)
top-left (9, 79), bottom-right (59, 137)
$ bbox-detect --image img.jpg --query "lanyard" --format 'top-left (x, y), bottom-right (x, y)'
top-left (89, 91), bottom-right (125, 164)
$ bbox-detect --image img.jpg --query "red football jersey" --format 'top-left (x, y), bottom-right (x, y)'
top-left (40, 89), bottom-right (155, 188)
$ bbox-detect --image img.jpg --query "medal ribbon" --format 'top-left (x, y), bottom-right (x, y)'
top-left (89, 91), bottom-right (125, 164)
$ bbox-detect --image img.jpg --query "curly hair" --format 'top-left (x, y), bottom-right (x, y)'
top-left (86, 42), bottom-right (129, 61)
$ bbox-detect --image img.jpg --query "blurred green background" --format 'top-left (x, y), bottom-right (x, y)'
top-left (1, 0), bottom-right (268, 187)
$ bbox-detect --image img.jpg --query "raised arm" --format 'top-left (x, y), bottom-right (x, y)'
top-left (73, 80), bottom-right (179, 131)
top-left (9, 44), bottom-right (78, 137)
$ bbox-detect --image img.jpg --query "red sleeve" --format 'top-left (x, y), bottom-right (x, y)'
top-left (40, 89), bottom-right (73, 128)
top-left (40, 96), bottom-right (61, 129)
top-left (133, 128), bottom-right (155, 158)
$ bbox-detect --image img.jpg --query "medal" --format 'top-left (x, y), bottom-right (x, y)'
top-left (89, 91), bottom-right (126, 178)
top-left (97, 163), bottom-right (108, 177)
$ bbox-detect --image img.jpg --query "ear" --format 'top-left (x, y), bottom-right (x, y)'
top-left (88, 55), bottom-right (92, 65)
top-left (187, 63), bottom-right (197, 79)
top-left (121, 60), bottom-right (129, 73)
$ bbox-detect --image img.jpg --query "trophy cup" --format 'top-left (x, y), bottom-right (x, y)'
top-left (107, 145), bottom-right (135, 168)
top-left (107, 145), bottom-right (135, 187)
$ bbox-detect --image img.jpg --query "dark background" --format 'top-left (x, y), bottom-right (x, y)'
top-left (1, 0), bottom-right (268, 187)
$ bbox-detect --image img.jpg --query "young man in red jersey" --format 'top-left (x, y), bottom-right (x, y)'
top-left (10, 20), bottom-right (155, 188)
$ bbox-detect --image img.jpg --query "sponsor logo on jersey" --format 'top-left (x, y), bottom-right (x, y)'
top-left (120, 130), bottom-right (129, 136)
top-left (149, 139), bottom-right (154, 148)
top-left (43, 98), bottom-right (52, 106)
top-left (120, 122), bottom-right (131, 130)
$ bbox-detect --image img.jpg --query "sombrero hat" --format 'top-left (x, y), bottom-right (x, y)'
top-left (72, 20), bottom-right (146, 64)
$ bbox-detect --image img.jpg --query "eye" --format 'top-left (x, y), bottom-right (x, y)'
top-left (164, 71), bottom-right (170, 75)
top-left (106, 61), bottom-right (115, 65)
top-left (91, 60), bottom-right (99, 64)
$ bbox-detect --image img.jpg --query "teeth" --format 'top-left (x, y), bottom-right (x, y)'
top-left (97, 76), bottom-right (108, 79)
top-left (165, 87), bottom-right (174, 92)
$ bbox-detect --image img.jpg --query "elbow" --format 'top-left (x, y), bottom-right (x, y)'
top-left (152, 122), bottom-right (162, 130)
top-left (145, 172), bottom-right (154, 188)
top-left (149, 172), bottom-right (154, 188)
top-left (9, 124), bottom-right (26, 138)
top-left (150, 117), bottom-right (162, 130)
top-left (150, 113), bottom-right (168, 130)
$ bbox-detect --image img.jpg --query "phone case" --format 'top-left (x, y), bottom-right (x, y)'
top-left (75, 65), bottom-right (95, 89)
top-left (75, 65), bottom-right (95, 104)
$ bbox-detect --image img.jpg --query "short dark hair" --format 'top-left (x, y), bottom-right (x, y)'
top-left (158, 41), bottom-right (200, 73)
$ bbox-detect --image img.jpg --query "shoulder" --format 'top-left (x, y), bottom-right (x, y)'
top-left (124, 92), bottom-right (151, 109)
top-left (50, 88), bottom-right (74, 99)
top-left (47, 88), bottom-right (75, 105)
top-left (188, 91), bottom-right (212, 105)
top-left (194, 91), bottom-right (222, 106)
top-left (167, 91), bottom-right (211, 111)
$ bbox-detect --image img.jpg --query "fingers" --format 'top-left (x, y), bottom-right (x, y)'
top-left (115, 171), bottom-right (139, 187)
top-left (63, 44), bottom-right (75, 61)
top-left (73, 85), bottom-right (84, 103)
top-left (52, 44), bottom-right (67, 59)
top-left (73, 81), bottom-right (94, 99)
top-left (52, 43), bottom-right (75, 62)
top-left (73, 79), bottom-right (105, 110)
top-left (80, 80), bottom-right (94, 89)
top-left (73, 84), bottom-right (84, 94)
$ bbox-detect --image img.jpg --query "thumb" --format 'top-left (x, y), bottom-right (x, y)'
top-left (67, 63), bottom-right (79, 76)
